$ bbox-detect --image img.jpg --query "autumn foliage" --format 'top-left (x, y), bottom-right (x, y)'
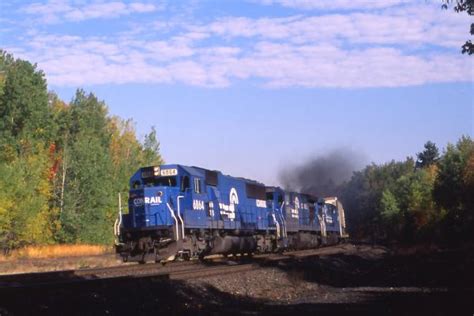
top-left (342, 137), bottom-right (474, 244)
top-left (0, 51), bottom-right (163, 253)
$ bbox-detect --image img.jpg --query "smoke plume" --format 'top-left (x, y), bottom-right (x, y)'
top-left (279, 148), bottom-right (365, 198)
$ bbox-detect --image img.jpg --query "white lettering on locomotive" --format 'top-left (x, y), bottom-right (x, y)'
top-left (160, 168), bottom-right (178, 176)
top-left (219, 188), bottom-right (238, 220)
top-left (326, 215), bottom-right (333, 224)
top-left (193, 199), bottom-right (205, 211)
top-left (256, 199), bottom-right (267, 208)
top-left (144, 196), bottom-right (162, 205)
top-left (208, 201), bottom-right (215, 217)
top-left (291, 196), bottom-right (300, 218)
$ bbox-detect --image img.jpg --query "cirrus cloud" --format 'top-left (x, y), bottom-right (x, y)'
top-left (22, 1), bottom-right (160, 24)
top-left (253, 0), bottom-right (411, 10)
top-left (7, 1), bottom-right (473, 88)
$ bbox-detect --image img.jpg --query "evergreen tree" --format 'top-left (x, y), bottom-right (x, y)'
top-left (416, 141), bottom-right (440, 168)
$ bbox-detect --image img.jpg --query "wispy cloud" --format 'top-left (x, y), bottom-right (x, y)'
top-left (190, 5), bottom-right (470, 48)
top-left (253, 0), bottom-right (411, 10)
top-left (22, 1), bottom-right (159, 23)
top-left (7, 1), bottom-right (473, 88)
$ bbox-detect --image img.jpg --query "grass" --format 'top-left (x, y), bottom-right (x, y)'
top-left (0, 244), bottom-right (111, 261)
top-left (0, 245), bottom-right (121, 275)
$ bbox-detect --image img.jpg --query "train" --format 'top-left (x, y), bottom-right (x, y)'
top-left (114, 164), bottom-right (348, 263)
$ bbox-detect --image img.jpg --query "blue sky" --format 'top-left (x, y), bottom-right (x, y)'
top-left (1, 0), bottom-right (473, 185)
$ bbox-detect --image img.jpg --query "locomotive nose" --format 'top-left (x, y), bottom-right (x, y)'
top-left (137, 187), bottom-right (177, 228)
top-left (128, 186), bottom-right (178, 229)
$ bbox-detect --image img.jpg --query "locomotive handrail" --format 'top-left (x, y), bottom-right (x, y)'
top-left (114, 193), bottom-right (123, 244)
top-left (177, 196), bottom-right (185, 240)
top-left (271, 213), bottom-right (281, 238)
top-left (338, 207), bottom-right (343, 238)
top-left (166, 203), bottom-right (180, 241)
top-left (279, 202), bottom-right (287, 238)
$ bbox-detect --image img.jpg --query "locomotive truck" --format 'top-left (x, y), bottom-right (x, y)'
top-left (114, 164), bottom-right (348, 263)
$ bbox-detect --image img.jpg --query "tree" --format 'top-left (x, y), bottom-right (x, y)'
top-left (442, 0), bottom-right (474, 55)
top-left (0, 51), bottom-right (49, 142)
top-left (0, 51), bottom-right (166, 249)
top-left (0, 145), bottom-right (58, 249)
top-left (433, 136), bottom-right (473, 210)
top-left (380, 189), bottom-right (402, 239)
top-left (341, 158), bottom-right (415, 241)
top-left (108, 117), bottom-right (150, 214)
top-left (143, 126), bottom-right (163, 166)
top-left (0, 51), bottom-right (58, 251)
top-left (416, 141), bottom-right (440, 168)
top-left (57, 90), bottom-right (115, 244)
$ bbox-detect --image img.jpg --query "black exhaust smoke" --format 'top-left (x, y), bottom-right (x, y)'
top-left (279, 148), bottom-right (365, 198)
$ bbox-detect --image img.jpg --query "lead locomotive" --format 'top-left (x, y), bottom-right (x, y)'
top-left (114, 164), bottom-right (348, 263)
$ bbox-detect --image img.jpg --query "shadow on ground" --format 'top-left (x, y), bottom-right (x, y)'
top-left (1, 274), bottom-right (472, 316)
top-left (262, 245), bottom-right (474, 288)
top-left (0, 246), bottom-right (473, 315)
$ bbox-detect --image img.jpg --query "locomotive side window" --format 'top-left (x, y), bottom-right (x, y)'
top-left (266, 192), bottom-right (274, 201)
top-left (246, 183), bottom-right (266, 200)
top-left (194, 178), bottom-right (202, 194)
top-left (278, 194), bottom-right (284, 205)
top-left (205, 170), bottom-right (218, 186)
top-left (181, 176), bottom-right (190, 192)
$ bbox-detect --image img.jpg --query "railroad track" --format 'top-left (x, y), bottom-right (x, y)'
top-left (0, 261), bottom-right (258, 289)
top-left (0, 244), bottom-right (356, 289)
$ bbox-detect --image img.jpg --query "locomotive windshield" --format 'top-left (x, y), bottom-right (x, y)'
top-left (143, 176), bottom-right (177, 187)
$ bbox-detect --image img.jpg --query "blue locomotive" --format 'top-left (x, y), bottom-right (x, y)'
top-left (114, 164), bottom-right (348, 263)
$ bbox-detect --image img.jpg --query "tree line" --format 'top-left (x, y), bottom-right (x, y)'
top-left (0, 51), bottom-right (163, 252)
top-left (0, 51), bottom-right (472, 252)
top-left (342, 137), bottom-right (474, 245)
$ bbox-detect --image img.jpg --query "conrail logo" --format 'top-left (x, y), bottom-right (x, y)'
top-left (133, 197), bottom-right (162, 206)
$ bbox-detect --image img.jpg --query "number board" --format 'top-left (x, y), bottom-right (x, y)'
top-left (160, 168), bottom-right (178, 177)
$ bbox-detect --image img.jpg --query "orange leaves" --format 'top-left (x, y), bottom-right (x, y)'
top-left (48, 142), bottom-right (61, 181)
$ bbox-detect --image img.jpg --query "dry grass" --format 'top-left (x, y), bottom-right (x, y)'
top-left (0, 244), bottom-right (111, 261)
top-left (0, 245), bottom-right (121, 275)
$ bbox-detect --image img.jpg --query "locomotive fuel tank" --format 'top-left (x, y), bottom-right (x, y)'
top-left (204, 236), bottom-right (257, 256)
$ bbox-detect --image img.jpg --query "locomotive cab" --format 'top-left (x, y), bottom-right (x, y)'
top-left (117, 165), bottom-right (193, 262)
top-left (129, 166), bottom-right (182, 229)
